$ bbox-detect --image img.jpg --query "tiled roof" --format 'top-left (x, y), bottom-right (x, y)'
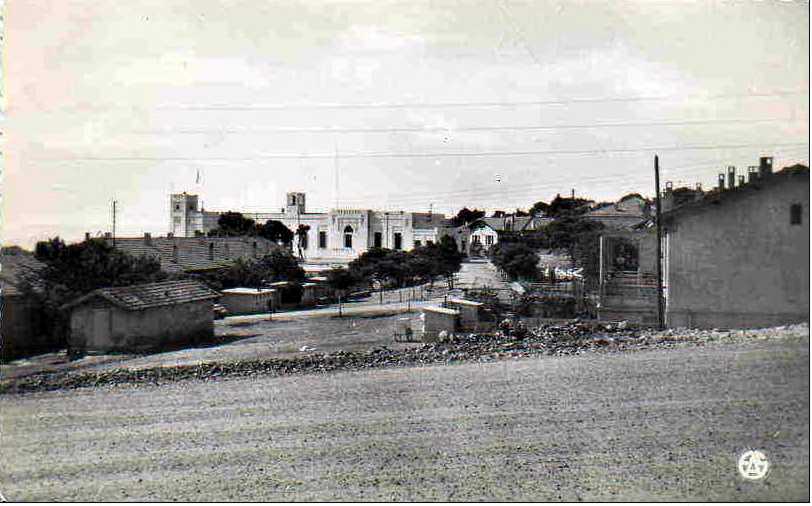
top-left (64, 280), bottom-right (220, 311)
top-left (0, 250), bottom-right (46, 296)
top-left (107, 236), bottom-right (278, 273)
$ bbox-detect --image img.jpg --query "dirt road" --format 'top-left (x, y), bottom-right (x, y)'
top-left (2, 338), bottom-right (808, 501)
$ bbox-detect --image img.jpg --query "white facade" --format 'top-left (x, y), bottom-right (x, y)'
top-left (170, 192), bottom-right (454, 261)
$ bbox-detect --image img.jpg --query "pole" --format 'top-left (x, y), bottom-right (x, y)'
top-left (654, 155), bottom-right (665, 330)
top-left (112, 200), bottom-right (117, 246)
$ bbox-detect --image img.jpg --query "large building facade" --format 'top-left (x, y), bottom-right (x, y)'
top-left (170, 192), bottom-right (454, 261)
top-left (662, 159), bottom-right (809, 328)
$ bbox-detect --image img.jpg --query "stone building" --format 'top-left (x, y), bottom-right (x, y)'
top-left (63, 280), bottom-right (220, 353)
top-left (661, 158), bottom-right (809, 328)
top-left (170, 191), bottom-right (454, 262)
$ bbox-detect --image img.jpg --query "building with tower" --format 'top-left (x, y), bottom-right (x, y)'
top-left (169, 191), bottom-right (455, 262)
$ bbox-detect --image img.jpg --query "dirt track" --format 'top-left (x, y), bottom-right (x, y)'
top-left (2, 338), bottom-right (808, 501)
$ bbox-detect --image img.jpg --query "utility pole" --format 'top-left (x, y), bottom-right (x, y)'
top-left (112, 200), bottom-right (117, 246)
top-left (654, 155), bottom-right (665, 330)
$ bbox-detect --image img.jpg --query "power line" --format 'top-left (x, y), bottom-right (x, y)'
top-left (70, 89), bottom-right (808, 112)
top-left (129, 117), bottom-right (803, 135)
top-left (35, 141), bottom-right (808, 161)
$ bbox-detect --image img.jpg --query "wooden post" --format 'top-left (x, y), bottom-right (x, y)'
top-left (655, 155), bottom-right (666, 330)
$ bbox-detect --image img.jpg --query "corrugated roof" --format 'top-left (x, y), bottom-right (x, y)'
top-left (64, 280), bottom-right (220, 311)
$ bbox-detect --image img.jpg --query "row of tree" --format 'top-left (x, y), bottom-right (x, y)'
top-left (324, 235), bottom-right (464, 298)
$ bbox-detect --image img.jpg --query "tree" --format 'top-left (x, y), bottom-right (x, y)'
top-left (326, 267), bottom-right (358, 317)
top-left (450, 207), bottom-right (486, 227)
top-left (546, 195), bottom-right (592, 219)
top-left (489, 242), bottom-right (540, 281)
top-left (208, 212), bottom-right (257, 237)
top-left (295, 224), bottom-right (311, 259)
top-left (257, 220), bottom-right (294, 246)
top-left (211, 249), bottom-right (305, 290)
top-left (529, 201), bottom-right (550, 217)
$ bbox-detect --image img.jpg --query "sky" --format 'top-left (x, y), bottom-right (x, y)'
top-left (2, 0), bottom-right (809, 247)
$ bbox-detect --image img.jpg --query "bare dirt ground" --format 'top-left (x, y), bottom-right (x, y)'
top-left (2, 337), bottom-right (808, 502)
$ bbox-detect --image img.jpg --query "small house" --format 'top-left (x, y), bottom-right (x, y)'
top-left (63, 280), bottom-right (220, 353)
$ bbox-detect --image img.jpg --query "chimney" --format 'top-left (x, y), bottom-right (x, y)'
top-left (695, 182), bottom-right (703, 192)
top-left (759, 156), bottom-right (773, 177)
top-left (727, 166), bottom-right (736, 190)
top-left (718, 173), bottom-right (726, 191)
top-left (144, 232), bottom-right (152, 245)
top-left (748, 166), bottom-right (758, 183)
top-left (167, 232), bottom-right (174, 238)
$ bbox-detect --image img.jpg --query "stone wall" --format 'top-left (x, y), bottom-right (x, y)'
top-left (70, 299), bottom-right (214, 353)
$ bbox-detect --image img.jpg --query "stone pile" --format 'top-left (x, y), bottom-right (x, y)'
top-left (4, 321), bottom-right (805, 394)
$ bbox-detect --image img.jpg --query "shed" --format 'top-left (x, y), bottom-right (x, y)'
top-left (421, 306), bottom-right (460, 340)
top-left (446, 298), bottom-right (483, 329)
top-left (63, 280), bottom-right (219, 353)
top-left (220, 287), bottom-right (279, 315)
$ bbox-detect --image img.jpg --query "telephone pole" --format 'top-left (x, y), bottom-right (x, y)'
top-left (112, 200), bottom-right (117, 246)
top-left (654, 155), bottom-right (665, 330)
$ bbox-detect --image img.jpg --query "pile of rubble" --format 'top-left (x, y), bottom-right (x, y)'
top-left (3, 321), bottom-right (806, 394)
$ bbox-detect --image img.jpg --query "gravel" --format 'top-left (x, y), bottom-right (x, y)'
top-left (3, 321), bottom-right (806, 395)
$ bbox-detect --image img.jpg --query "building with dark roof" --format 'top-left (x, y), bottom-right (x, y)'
top-left (0, 248), bottom-right (51, 359)
top-left (661, 158), bottom-right (809, 328)
top-left (103, 234), bottom-right (278, 274)
top-left (63, 280), bottom-right (220, 353)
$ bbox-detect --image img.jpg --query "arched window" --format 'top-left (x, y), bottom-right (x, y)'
top-left (343, 225), bottom-right (354, 249)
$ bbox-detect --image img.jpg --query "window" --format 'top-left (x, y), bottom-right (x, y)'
top-left (319, 231), bottom-right (327, 248)
top-left (175, 204), bottom-right (180, 211)
top-left (486, 235), bottom-right (494, 246)
top-left (374, 232), bottom-right (382, 248)
top-left (394, 232), bottom-right (402, 250)
top-left (414, 240), bottom-right (422, 248)
top-left (791, 203), bottom-right (803, 225)
top-left (344, 226), bottom-right (353, 249)
top-left (473, 235), bottom-right (481, 244)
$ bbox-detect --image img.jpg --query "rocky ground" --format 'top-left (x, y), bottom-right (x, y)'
top-left (2, 334), bottom-right (808, 501)
top-left (2, 321), bottom-right (807, 395)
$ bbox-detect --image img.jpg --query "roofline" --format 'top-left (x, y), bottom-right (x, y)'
top-left (662, 169), bottom-right (809, 223)
top-left (61, 284), bottom-right (220, 312)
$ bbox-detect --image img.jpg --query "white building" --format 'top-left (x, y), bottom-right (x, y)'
top-left (170, 192), bottom-right (454, 262)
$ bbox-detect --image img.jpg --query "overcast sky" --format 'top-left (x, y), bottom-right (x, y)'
top-left (3, 0), bottom-right (809, 247)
